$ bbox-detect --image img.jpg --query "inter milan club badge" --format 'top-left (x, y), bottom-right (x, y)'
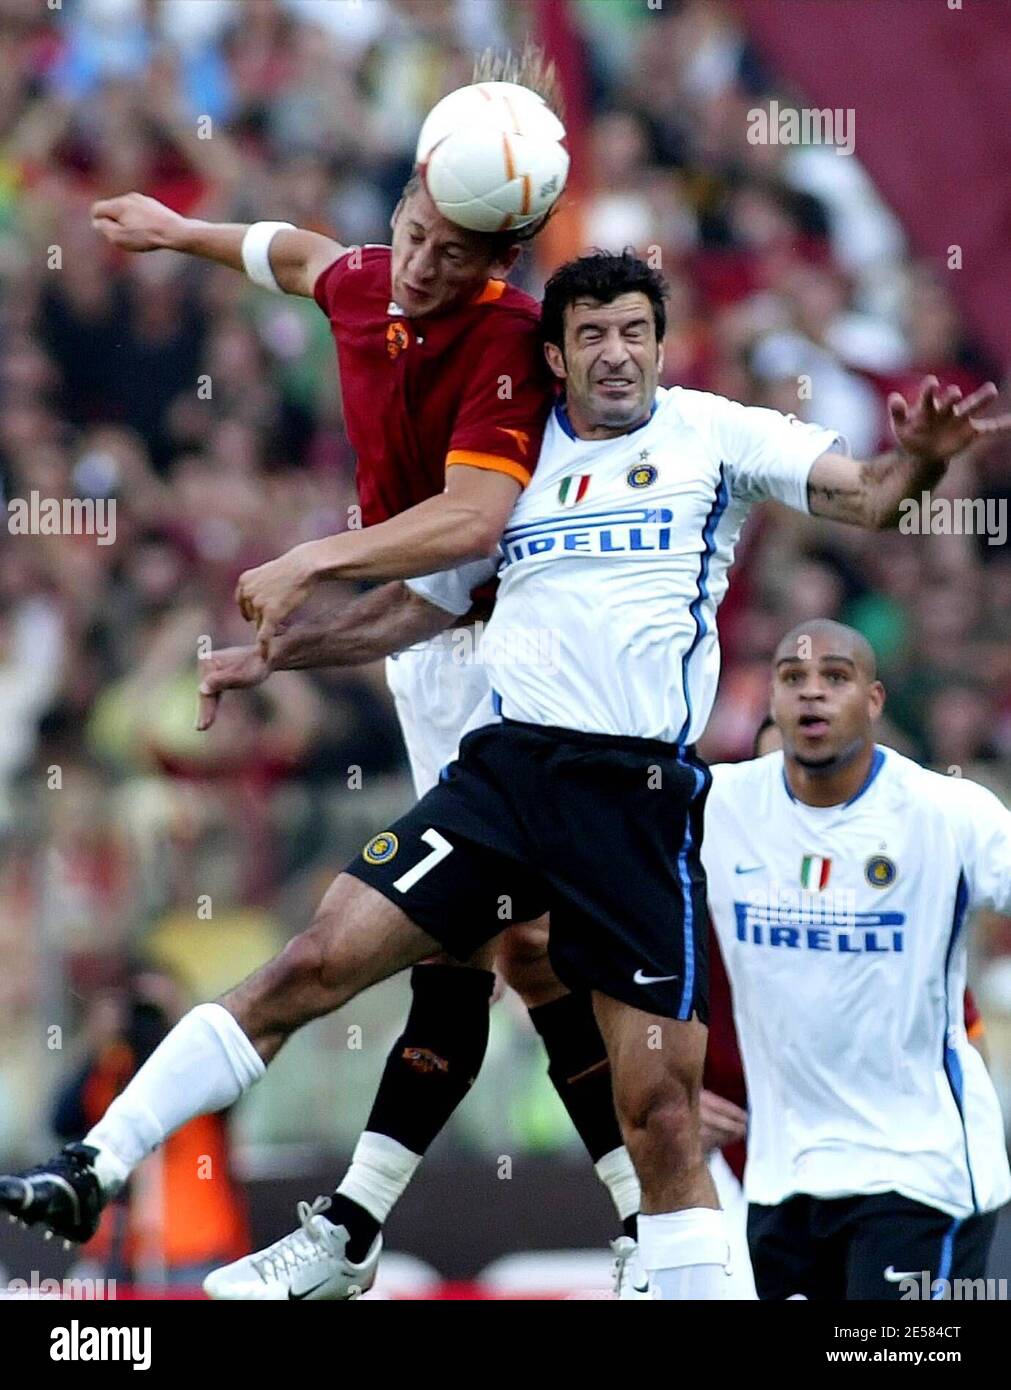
top-left (627, 450), bottom-right (657, 489)
top-left (800, 854), bottom-right (831, 890)
top-left (363, 832), bottom-right (399, 865)
top-left (865, 855), bottom-right (897, 888)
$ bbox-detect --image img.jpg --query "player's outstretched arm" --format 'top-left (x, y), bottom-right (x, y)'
top-left (277, 581), bottom-right (457, 671)
top-left (90, 192), bottom-right (343, 298)
top-left (807, 376), bottom-right (1011, 529)
top-left (236, 465), bottom-right (518, 659)
top-left (196, 582), bottom-right (454, 730)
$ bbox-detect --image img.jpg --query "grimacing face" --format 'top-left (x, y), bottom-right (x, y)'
top-left (545, 291), bottom-right (663, 437)
top-left (389, 186), bottom-right (518, 318)
top-left (770, 634), bottom-right (884, 771)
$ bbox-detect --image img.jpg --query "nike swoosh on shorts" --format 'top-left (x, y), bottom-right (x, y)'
top-left (633, 969), bottom-right (679, 985)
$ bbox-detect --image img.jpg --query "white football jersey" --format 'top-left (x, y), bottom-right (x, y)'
top-left (478, 387), bottom-right (840, 743)
top-left (704, 747), bottom-right (1011, 1219)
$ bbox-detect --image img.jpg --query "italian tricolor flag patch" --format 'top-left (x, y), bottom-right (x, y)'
top-left (558, 474), bottom-right (591, 507)
top-left (800, 854), bottom-right (831, 890)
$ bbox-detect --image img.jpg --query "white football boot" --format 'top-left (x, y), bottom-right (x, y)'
top-left (203, 1196), bottom-right (382, 1301)
top-left (611, 1236), bottom-right (653, 1300)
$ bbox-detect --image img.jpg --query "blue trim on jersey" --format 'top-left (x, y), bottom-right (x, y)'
top-left (503, 505), bottom-right (673, 541)
top-left (554, 399), bottom-right (579, 440)
top-left (843, 746), bottom-right (886, 806)
top-left (438, 764), bottom-right (451, 783)
top-left (491, 689), bottom-right (503, 717)
top-left (931, 1218), bottom-right (963, 1298)
top-left (676, 465), bottom-right (729, 746)
top-left (675, 760), bottom-right (706, 1021)
top-left (942, 872), bottom-right (978, 1212)
top-left (553, 397), bottom-right (658, 441)
top-left (780, 744), bottom-right (887, 806)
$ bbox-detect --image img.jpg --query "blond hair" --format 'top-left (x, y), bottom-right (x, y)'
top-left (472, 43), bottom-right (565, 123)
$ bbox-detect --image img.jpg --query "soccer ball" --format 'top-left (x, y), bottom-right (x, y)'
top-left (416, 82), bottom-right (569, 234)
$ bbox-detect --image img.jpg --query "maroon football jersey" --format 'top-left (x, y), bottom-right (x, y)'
top-left (313, 246), bottom-right (553, 527)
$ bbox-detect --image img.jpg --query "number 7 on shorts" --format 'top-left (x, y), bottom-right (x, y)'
top-left (392, 828), bottom-right (454, 894)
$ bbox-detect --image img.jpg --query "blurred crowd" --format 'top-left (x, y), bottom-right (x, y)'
top-left (0, 0), bottom-right (1009, 1160)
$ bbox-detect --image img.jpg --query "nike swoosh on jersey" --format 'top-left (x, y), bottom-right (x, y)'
top-left (633, 969), bottom-right (679, 985)
top-left (734, 864), bottom-right (764, 874)
top-left (883, 1266), bottom-right (920, 1282)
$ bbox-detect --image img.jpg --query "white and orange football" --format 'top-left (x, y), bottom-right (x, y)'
top-left (416, 81), bottom-right (569, 233)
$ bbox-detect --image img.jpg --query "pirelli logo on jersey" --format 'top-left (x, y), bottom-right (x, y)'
top-left (734, 891), bottom-right (906, 954)
top-left (501, 506), bottom-right (675, 565)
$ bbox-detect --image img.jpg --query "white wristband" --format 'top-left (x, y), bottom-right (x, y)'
top-left (241, 220), bottom-right (296, 293)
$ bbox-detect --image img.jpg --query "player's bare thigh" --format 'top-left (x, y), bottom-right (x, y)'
top-left (592, 991), bottom-right (717, 1212)
top-left (223, 874), bottom-right (441, 1062)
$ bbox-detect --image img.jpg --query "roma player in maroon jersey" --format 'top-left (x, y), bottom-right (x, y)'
top-left (87, 54), bottom-right (646, 1297)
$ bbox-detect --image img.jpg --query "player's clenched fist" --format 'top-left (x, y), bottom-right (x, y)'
top-left (235, 544), bottom-right (317, 661)
top-left (90, 191), bottom-right (186, 253)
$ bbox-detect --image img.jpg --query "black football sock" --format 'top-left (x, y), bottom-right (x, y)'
top-left (326, 1193), bottom-right (381, 1262)
top-left (365, 963), bottom-right (495, 1149)
top-left (331, 964), bottom-right (494, 1260)
top-left (527, 991), bottom-right (625, 1164)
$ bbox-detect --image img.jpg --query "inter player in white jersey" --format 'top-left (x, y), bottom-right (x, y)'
top-left (5, 252), bottom-right (1010, 1301)
top-left (705, 620), bottom-right (1011, 1300)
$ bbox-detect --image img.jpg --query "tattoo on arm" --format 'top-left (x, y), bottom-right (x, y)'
top-left (807, 450), bottom-right (947, 529)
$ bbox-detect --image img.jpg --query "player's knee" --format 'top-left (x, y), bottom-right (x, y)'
top-left (273, 928), bottom-right (330, 995)
top-left (275, 915), bottom-right (362, 1003)
top-left (618, 1080), bottom-right (695, 1162)
top-left (222, 924), bottom-right (347, 1048)
top-left (497, 928), bottom-right (561, 1007)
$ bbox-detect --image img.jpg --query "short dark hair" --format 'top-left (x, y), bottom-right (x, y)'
top-left (540, 250), bottom-right (669, 352)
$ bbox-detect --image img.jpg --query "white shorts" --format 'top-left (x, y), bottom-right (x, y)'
top-left (385, 634), bottom-right (495, 798)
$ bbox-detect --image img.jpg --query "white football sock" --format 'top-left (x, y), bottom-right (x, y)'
top-left (638, 1208), bottom-right (734, 1300)
top-left (335, 1131), bottom-right (422, 1225)
top-left (85, 1003), bottom-right (265, 1192)
top-left (594, 1145), bottom-right (641, 1223)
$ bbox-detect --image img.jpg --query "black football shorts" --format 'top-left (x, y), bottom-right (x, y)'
top-left (345, 719), bottom-right (711, 1021)
top-left (747, 1191), bottom-right (999, 1300)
